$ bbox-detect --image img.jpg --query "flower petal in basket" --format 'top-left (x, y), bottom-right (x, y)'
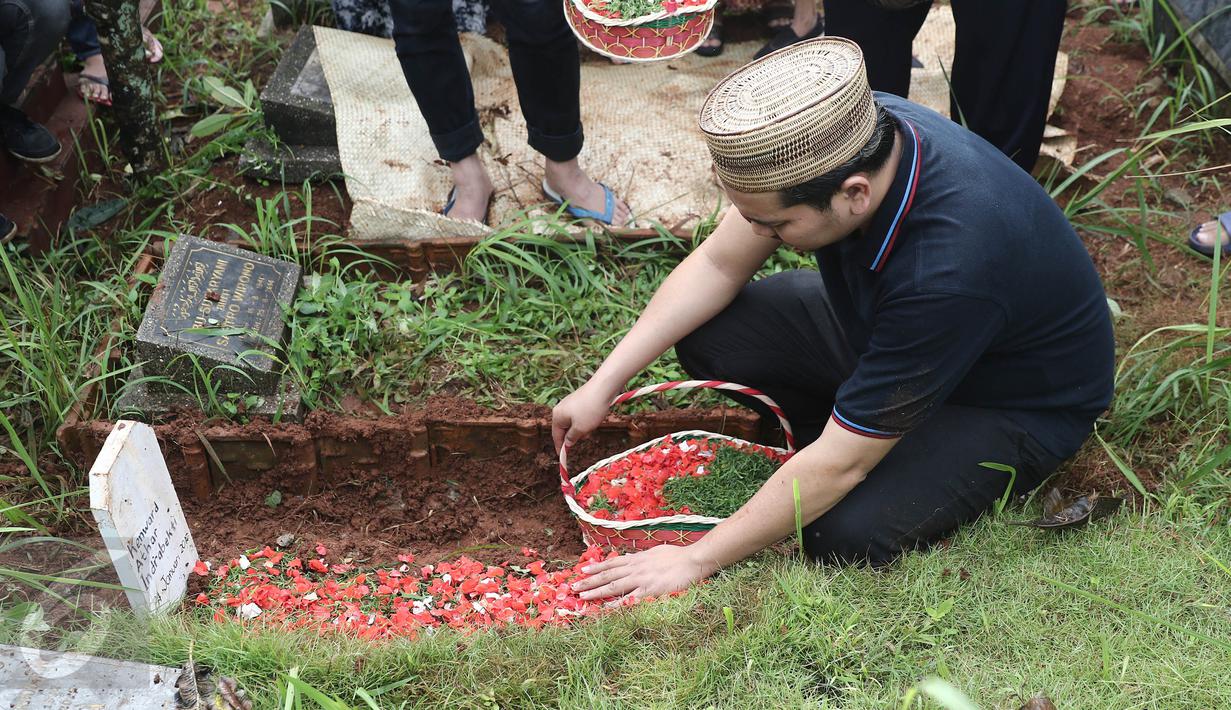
top-left (565, 0), bottom-right (720, 63)
top-left (558, 380), bottom-right (796, 553)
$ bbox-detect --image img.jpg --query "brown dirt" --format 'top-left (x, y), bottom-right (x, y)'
top-left (59, 397), bottom-right (762, 567)
top-left (183, 446), bottom-right (588, 568)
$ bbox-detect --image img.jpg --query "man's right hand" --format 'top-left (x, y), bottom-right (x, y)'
top-left (550, 208), bottom-right (778, 456)
top-left (551, 381), bottom-right (618, 454)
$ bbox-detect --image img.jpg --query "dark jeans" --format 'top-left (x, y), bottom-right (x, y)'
top-left (824, 0), bottom-right (1068, 173)
top-left (389, 0), bottom-right (583, 163)
top-left (67, 0), bottom-right (101, 62)
top-left (0, 0), bottom-right (69, 105)
top-left (675, 271), bottom-right (1064, 567)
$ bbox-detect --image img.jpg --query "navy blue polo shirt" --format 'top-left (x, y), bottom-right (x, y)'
top-left (817, 93), bottom-right (1115, 459)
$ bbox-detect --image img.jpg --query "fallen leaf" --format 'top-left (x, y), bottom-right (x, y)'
top-left (1009, 492), bottom-right (1123, 529)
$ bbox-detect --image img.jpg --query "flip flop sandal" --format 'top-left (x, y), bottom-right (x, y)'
top-left (695, 12), bottom-right (724, 57)
top-left (1187, 211), bottom-right (1231, 257)
top-left (77, 74), bottom-right (112, 107)
top-left (442, 186), bottom-right (493, 226)
top-left (143, 28), bottom-right (164, 64)
top-left (542, 179), bottom-right (624, 226)
top-left (754, 13), bottom-right (824, 60)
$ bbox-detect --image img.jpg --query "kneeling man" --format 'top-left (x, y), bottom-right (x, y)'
top-left (554, 38), bottom-right (1114, 600)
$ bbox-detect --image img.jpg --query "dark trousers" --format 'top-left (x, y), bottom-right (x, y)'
top-left (824, 0), bottom-right (1068, 173)
top-left (67, 0), bottom-right (101, 62)
top-left (389, 0), bottom-right (583, 163)
top-left (0, 0), bottom-right (69, 105)
top-left (675, 271), bottom-right (1064, 567)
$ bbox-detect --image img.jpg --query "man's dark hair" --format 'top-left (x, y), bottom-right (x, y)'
top-left (779, 104), bottom-right (899, 212)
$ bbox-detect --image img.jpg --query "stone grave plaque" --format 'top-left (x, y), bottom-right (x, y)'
top-left (90, 421), bottom-right (199, 615)
top-left (261, 25), bottom-right (336, 147)
top-left (134, 236), bottom-right (299, 395)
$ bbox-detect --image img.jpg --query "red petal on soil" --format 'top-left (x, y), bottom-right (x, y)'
top-left (193, 561), bottom-right (210, 576)
top-left (315, 544), bottom-right (328, 556)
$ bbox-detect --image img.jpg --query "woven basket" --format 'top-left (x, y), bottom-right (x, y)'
top-left (559, 380), bottom-right (795, 552)
top-left (564, 0), bottom-right (719, 63)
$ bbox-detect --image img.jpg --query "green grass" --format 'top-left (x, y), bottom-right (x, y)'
top-left (47, 511), bottom-right (1231, 709)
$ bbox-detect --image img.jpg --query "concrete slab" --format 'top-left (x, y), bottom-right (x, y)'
top-left (0, 644), bottom-right (178, 708)
top-left (116, 364), bottom-right (305, 423)
top-left (238, 137), bottom-right (342, 183)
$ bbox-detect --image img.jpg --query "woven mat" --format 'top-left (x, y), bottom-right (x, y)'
top-left (315, 26), bottom-right (754, 240)
top-left (313, 7), bottom-right (1069, 241)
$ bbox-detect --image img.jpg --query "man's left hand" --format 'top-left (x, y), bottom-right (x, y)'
top-left (572, 544), bottom-right (714, 601)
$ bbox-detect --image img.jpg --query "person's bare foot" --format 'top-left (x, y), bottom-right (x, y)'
top-left (78, 54), bottom-right (110, 104)
top-left (445, 155), bottom-right (494, 223)
top-left (76, 29), bottom-right (162, 106)
top-left (544, 158), bottom-right (631, 226)
top-left (1191, 218), bottom-right (1229, 253)
top-left (790, 11), bottom-right (819, 38)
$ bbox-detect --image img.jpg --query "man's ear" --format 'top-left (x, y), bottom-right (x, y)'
top-left (840, 175), bottom-right (873, 216)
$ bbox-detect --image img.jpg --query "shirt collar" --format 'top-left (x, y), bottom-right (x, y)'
top-left (845, 116), bottom-right (923, 272)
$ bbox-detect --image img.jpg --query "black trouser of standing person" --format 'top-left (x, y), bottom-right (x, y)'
top-left (674, 271), bottom-right (1066, 567)
top-left (0, 0), bottom-right (70, 106)
top-left (823, 0), bottom-right (1068, 173)
top-left (389, 0), bottom-right (583, 163)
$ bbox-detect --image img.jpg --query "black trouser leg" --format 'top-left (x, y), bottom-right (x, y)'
top-left (389, 0), bottom-right (583, 163)
top-left (494, 0), bottom-right (583, 162)
top-left (389, 0), bottom-right (483, 162)
top-left (0, 0), bottom-right (71, 106)
top-left (949, 0), bottom-right (1067, 173)
top-left (803, 404), bottom-right (1059, 566)
top-left (676, 270), bottom-right (1064, 567)
top-left (821, 0), bottom-right (932, 98)
top-left (66, 0), bottom-right (102, 62)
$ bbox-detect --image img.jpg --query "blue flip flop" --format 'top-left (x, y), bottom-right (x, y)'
top-left (1188, 211), bottom-right (1231, 257)
top-left (542, 179), bottom-right (624, 226)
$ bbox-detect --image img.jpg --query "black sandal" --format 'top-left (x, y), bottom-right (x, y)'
top-left (764, 0), bottom-right (793, 30)
top-left (754, 13), bottom-right (824, 60)
top-left (695, 12), bottom-right (724, 57)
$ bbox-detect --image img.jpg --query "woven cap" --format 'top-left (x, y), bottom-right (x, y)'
top-left (698, 37), bottom-right (878, 193)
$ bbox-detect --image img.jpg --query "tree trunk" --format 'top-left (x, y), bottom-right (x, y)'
top-left (84, 0), bottom-right (167, 178)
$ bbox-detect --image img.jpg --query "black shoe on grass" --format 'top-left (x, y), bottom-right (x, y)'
top-left (0, 104), bottom-right (61, 163)
top-left (0, 214), bottom-right (16, 243)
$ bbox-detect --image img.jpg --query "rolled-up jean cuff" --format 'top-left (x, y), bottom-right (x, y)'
top-left (528, 125), bottom-right (583, 163)
top-left (430, 117), bottom-right (484, 163)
